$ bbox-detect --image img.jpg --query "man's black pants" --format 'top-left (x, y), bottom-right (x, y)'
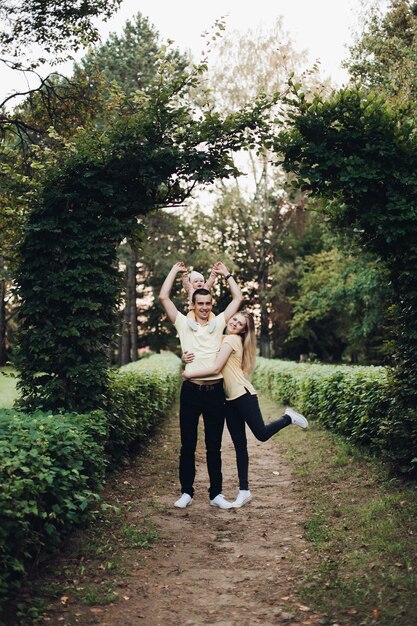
top-left (179, 381), bottom-right (225, 500)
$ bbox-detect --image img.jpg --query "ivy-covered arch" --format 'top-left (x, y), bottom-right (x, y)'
top-left (15, 72), bottom-right (268, 412)
top-left (275, 86), bottom-right (417, 472)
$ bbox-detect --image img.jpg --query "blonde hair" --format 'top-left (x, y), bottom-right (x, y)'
top-left (238, 310), bottom-right (257, 376)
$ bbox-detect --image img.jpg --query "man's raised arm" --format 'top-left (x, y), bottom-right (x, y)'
top-left (213, 261), bottom-right (243, 322)
top-left (159, 262), bottom-right (187, 323)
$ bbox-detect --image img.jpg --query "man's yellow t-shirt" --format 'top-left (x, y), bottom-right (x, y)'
top-left (174, 311), bottom-right (226, 382)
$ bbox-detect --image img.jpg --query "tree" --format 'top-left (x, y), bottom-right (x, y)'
top-left (74, 13), bottom-right (189, 363)
top-left (275, 85), bottom-right (417, 471)
top-left (287, 247), bottom-right (394, 363)
top-left (0, 0), bottom-right (122, 137)
top-left (345, 0), bottom-right (417, 105)
top-left (14, 53), bottom-right (272, 412)
top-left (194, 185), bottom-right (309, 357)
top-left (0, 0), bottom-right (122, 64)
top-left (192, 19), bottom-right (320, 356)
top-left (75, 12), bottom-right (187, 97)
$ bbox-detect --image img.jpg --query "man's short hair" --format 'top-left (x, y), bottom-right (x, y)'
top-left (192, 288), bottom-right (211, 304)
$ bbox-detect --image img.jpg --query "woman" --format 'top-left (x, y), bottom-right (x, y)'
top-left (182, 310), bottom-right (308, 508)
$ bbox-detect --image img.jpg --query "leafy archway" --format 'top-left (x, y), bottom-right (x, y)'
top-left (15, 62), bottom-right (269, 412)
top-left (275, 86), bottom-right (417, 472)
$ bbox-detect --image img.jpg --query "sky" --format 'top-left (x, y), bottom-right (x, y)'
top-left (0, 0), bottom-right (375, 104)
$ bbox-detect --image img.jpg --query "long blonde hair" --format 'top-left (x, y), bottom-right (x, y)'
top-left (238, 311), bottom-right (257, 376)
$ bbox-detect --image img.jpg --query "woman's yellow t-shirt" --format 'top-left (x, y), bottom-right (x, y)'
top-left (221, 334), bottom-right (256, 401)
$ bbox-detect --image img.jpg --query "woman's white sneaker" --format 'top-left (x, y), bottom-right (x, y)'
top-left (232, 490), bottom-right (252, 508)
top-left (174, 493), bottom-right (193, 508)
top-left (285, 407), bottom-right (309, 429)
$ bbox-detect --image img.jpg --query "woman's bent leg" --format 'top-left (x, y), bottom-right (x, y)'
top-left (234, 393), bottom-right (291, 442)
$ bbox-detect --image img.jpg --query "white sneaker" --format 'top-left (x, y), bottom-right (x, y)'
top-left (174, 493), bottom-right (193, 508)
top-left (232, 490), bottom-right (252, 508)
top-left (210, 494), bottom-right (234, 510)
top-left (285, 407), bottom-right (309, 429)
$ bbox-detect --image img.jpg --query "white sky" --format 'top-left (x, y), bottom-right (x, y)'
top-left (0, 0), bottom-right (374, 104)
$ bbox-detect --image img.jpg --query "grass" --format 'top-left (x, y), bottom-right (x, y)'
top-left (0, 366), bottom-right (19, 408)
top-left (267, 395), bottom-right (417, 626)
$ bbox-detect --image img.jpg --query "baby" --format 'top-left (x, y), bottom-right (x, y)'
top-left (182, 268), bottom-right (217, 332)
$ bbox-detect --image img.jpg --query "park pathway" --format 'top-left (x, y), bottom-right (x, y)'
top-left (42, 397), bottom-right (325, 626)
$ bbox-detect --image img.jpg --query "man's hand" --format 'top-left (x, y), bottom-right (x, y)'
top-left (181, 351), bottom-right (195, 363)
top-left (159, 262), bottom-right (188, 323)
top-left (173, 261), bottom-right (188, 274)
top-left (212, 261), bottom-right (229, 277)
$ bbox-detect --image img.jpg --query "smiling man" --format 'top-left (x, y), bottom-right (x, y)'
top-left (159, 261), bottom-right (242, 509)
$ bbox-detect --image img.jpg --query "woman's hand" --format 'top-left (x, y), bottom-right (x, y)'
top-left (181, 351), bottom-right (195, 364)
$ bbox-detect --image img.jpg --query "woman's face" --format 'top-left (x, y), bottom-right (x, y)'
top-left (227, 313), bottom-right (247, 335)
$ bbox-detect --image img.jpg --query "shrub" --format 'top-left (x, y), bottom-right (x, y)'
top-left (0, 352), bottom-right (181, 603)
top-left (105, 353), bottom-right (181, 465)
top-left (253, 357), bottom-right (391, 450)
top-left (0, 409), bottom-right (107, 600)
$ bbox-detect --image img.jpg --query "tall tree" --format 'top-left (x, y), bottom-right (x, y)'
top-left (345, 0), bottom-right (417, 104)
top-left (14, 51), bottom-right (271, 412)
top-left (74, 12), bottom-right (187, 97)
top-left (74, 13), bottom-right (189, 363)
top-left (197, 19), bottom-right (321, 356)
top-left (275, 85), bottom-right (417, 471)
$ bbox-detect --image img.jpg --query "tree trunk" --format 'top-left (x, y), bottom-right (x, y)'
top-left (120, 243), bottom-right (138, 365)
top-left (259, 300), bottom-right (271, 358)
top-left (120, 264), bottom-right (131, 366)
top-left (128, 245), bottom-right (138, 362)
top-left (0, 276), bottom-right (6, 365)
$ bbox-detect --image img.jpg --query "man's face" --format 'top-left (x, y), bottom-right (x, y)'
top-left (193, 294), bottom-right (213, 322)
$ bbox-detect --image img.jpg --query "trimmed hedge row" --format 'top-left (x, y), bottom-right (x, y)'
top-left (0, 353), bottom-right (180, 602)
top-left (106, 354), bottom-right (181, 465)
top-left (252, 357), bottom-right (391, 450)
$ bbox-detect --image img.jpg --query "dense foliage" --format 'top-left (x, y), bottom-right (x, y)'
top-left (0, 0), bottom-right (122, 63)
top-left (106, 354), bottom-right (180, 465)
top-left (14, 52), bottom-right (269, 412)
top-left (252, 357), bottom-right (399, 461)
top-left (346, 0), bottom-right (417, 105)
top-left (274, 86), bottom-right (417, 471)
top-left (288, 247), bottom-right (394, 363)
top-left (0, 353), bottom-right (180, 604)
top-left (0, 409), bottom-right (107, 600)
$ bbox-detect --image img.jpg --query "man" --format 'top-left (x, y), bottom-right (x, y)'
top-left (159, 260), bottom-right (243, 509)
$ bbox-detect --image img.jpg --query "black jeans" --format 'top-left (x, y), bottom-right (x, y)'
top-left (225, 392), bottom-right (291, 490)
top-left (179, 381), bottom-right (226, 500)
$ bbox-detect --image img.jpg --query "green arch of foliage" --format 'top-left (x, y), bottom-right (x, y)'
top-left (274, 86), bottom-right (417, 472)
top-left (14, 63), bottom-right (269, 413)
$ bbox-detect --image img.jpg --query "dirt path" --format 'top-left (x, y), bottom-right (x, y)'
top-left (41, 397), bottom-right (326, 626)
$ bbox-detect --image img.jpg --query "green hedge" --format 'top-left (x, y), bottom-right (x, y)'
top-left (252, 357), bottom-right (390, 450)
top-left (106, 353), bottom-right (181, 465)
top-left (0, 353), bottom-right (180, 603)
top-left (0, 410), bottom-right (107, 599)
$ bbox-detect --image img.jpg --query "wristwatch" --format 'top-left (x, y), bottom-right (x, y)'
top-left (225, 273), bottom-right (232, 280)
